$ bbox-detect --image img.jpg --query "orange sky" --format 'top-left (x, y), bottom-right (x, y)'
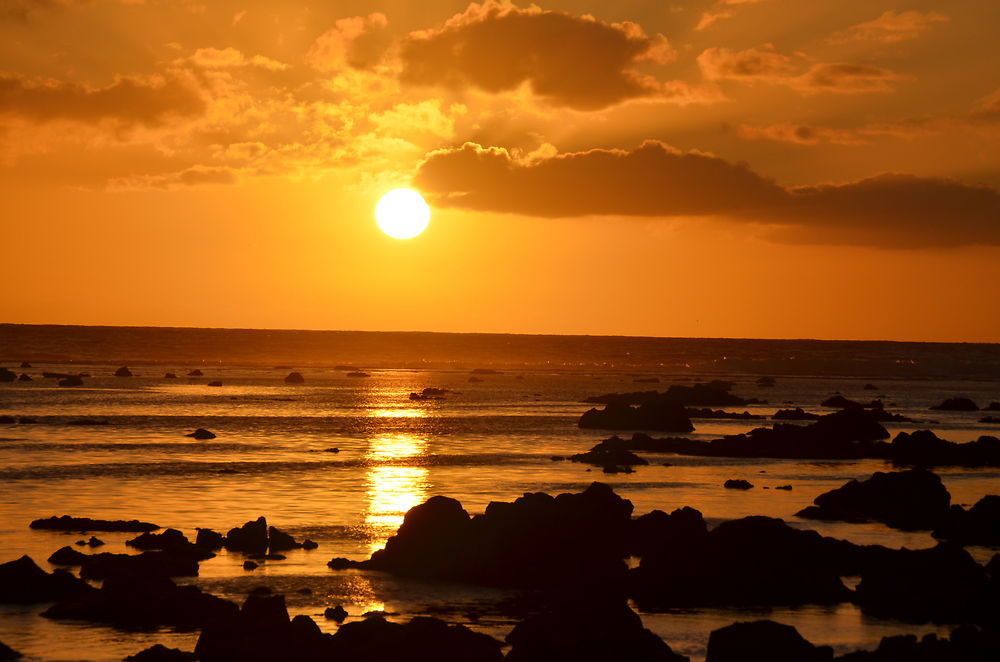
top-left (1, 0), bottom-right (998, 342)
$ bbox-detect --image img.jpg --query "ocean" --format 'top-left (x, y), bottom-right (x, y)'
top-left (1, 324), bottom-right (999, 660)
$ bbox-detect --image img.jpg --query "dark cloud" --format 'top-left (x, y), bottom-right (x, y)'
top-left (414, 141), bottom-right (1000, 248)
top-left (0, 73), bottom-right (204, 127)
top-left (399, 2), bottom-right (675, 110)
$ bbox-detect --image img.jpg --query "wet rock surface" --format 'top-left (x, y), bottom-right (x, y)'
top-left (0, 555), bottom-right (93, 604)
top-left (30, 515), bottom-right (159, 532)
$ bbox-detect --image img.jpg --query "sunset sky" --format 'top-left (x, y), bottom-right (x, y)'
top-left (2, 0), bottom-right (998, 342)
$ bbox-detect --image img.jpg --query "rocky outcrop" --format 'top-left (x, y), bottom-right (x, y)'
top-left (0, 555), bottom-right (93, 604)
top-left (506, 599), bottom-right (687, 662)
top-left (47, 546), bottom-right (205, 579)
top-left (124, 644), bottom-right (197, 661)
top-left (30, 515), bottom-right (159, 532)
top-left (706, 620), bottom-right (832, 662)
top-left (931, 397), bottom-right (979, 411)
top-left (796, 469), bottom-right (951, 530)
top-left (0, 640), bottom-right (22, 661)
top-left (585, 383), bottom-right (751, 407)
top-left (186, 428), bottom-right (216, 440)
top-left (284, 372), bottom-right (304, 383)
top-left (773, 408), bottom-right (821, 420)
top-left (115, 366), bottom-right (133, 377)
top-left (932, 495), bottom-right (1000, 546)
top-left (889, 430), bottom-right (1000, 467)
top-left (187, 369), bottom-right (203, 376)
top-left (724, 479), bottom-right (753, 490)
top-left (569, 439), bottom-right (649, 468)
top-left (0, 368), bottom-right (16, 382)
top-left (579, 401), bottom-right (694, 432)
top-left (223, 517), bottom-right (305, 555)
top-left (58, 375), bottom-right (84, 387)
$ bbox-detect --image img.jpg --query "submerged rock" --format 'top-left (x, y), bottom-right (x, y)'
top-left (585, 384), bottom-right (750, 407)
top-left (796, 469), bottom-right (951, 530)
top-left (30, 515), bottom-right (159, 532)
top-left (17, 373), bottom-right (31, 382)
top-left (226, 517), bottom-right (269, 554)
top-left (706, 620), bottom-right (832, 662)
top-left (58, 375), bottom-right (84, 387)
top-left (506, 599), bottom-right (687, 662)
top-left (206, 381), bottom-right (223, 387)
top-left (772, 408), bottom-right (821, 420)
top-left (164, 372), bottom-right (178, 379)
top-left (346, 371), bottom-right (370, 378)
top-left (195, 528), bottom-right (225, 550)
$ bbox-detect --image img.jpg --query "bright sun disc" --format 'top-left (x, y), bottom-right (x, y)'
top-left (375, 188), bottom-right (430, 239)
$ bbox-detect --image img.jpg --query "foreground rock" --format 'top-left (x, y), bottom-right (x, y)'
top-left (706, 620), bottom-right (832, 662)
top-left (796, 469), bottom-right (951, 530)
top-left (44, 574), bottom-right (236, 628)
top-left (932, 495), bottom-right (1000, 546)
top-left (196, 593), bottom-right (502, 662)
top-left (124, 644), bottom-right (196, 661)
top-left (506, 599), bottom-right (687, 662)
top-left (836, 626), bottom-right (1000, 661)
top-left (890, 430), bottom-right (1000, 467)
top-left (0, 640), bottom-right (22, 661)
top-left (0, 555), bottom-right (92, 604)
top-left (360, 483), bottom-right (634, 592)
top-left (30, 515), bottom-right (159, 532)
top-left (48, 546), bottom-right (205, 579)
top-left (579, 401), bottom-right (694, 432)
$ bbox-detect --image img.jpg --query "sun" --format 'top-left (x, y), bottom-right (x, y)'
top-left (375, 188), bottom-right (430, 239)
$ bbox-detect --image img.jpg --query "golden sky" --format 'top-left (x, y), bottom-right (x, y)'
top-left (1, 0), bottom-right (998, 341)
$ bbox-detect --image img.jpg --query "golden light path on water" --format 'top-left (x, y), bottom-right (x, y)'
top-left (365, 433), bottom-right (429, 557)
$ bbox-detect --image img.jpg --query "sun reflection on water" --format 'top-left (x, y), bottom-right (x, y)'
top-left (365, 434), bottom-right (429, 556)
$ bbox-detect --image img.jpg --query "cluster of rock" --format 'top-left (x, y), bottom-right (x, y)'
top-left (579, 400), bottom-right (695, 432)
top-left (409, 387), bottom-right (448, 401)
top-left (819, 396), bottom-right (912, 422)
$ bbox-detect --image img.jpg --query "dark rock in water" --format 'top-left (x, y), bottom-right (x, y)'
top-left (775, 485), bottom-right (792, 490)
top-left (0, 416), bottom-right (13, 423)
top-left (206, 380), bottom-right (223, 387)
top-left (819, 396), bottom-right (911, 422)
top-left (243, 561), bottom-right (258, 571)
top-left (302, 539), bottom-right (318, 550)
top-left (601, 464), bottom-right (634, 474)
top-left (327, 557), bottom-right (364, 570)
top-left (932, 495), bottom-right (1000, 546)
top-left (724, 479), bottom-right (753, 490)
top-left (323, 447), bottom-right (340, 453)
top-left (569, 438), bottom-right (649, 467)
top-left (226, 517), bottom-right (269, 554)
top-left (58, 375), bottom-right (84, 387)
top-left (579, 400), bottom-right (695, 432)
top-left (773, 408), bottom-right (821, 420)
top-left (126, 529), bottom-right (213, 560)
top-left (30, 515), bottom-right (159, 532)
top-left (267, 526), bottom-right (302, 553)
top-left (17, 373), bottom-right (31, 382)
top-left (863, 383), bottom-right (879, 390)
top-left (889, 430), bottom-right (1000, 467)
top-left (982, 416), bottom-right (1000, 423)
top-left (686, 408), bottom-right (764, 420)
top-left (164, 372), bottom-right (177, 379)
top-left (19, 361), bottom-right (31, 368)
top-left (931, 397), bottom-right (979, 411)
top-left (187, 369), bottom-right (203, 376)
top-left (44, 573), bottom-right (236, 628)
top-left (585, 384), bottom-right (750, 407)
top-left (0, 639), bottom-right (22, 661)
top-left (836, 627), bottom-right (1000, 662)
top-left (367, 482), bottom-right (633, 592)
top-left (630, 516), bottom-right (853, 609)
top-left (756, 376), bottom-right (776, 387)
top-left (186, 428), bottom-right (216, 440)
top-left (124, 644), bottom-right (197, 661)
top-left (346, 371), bottom-right (370, 378)
top-left (821, 395), bottom-right (859, 408)
top-left (329, 614), bottom-right (503, 662)
top-left (48, 546), bottom-right (87, 565)
top-left (410, 387), bottom-right (448, 401)
top-left (855, 543), bottom-right (995, 624)
top-left (75, 536), bottom-right (104, 547)
top-left (0, 368), bottom-right (16, 382)
top-left (49, 547), bottom-right (205, 579)
top-left (114, 366), bottom-right (133, 377)
top-left (324, 605), bottom-right (348, 622)
top-left (630, 507), bottom-right (707, 559)
top-left (706, 620), bottom-right (832, 662)
top-left (986, 402), bottom-right (1000, 411)
top-left (505, 599), bottom-right (686, 662)
top-left (284, 372), bottom-right (304, 383)
top-left (0, 555), bottom-right (93, 604)
top-left (195, 528), bottom-right (225, 550)
top-left (796, 469), bottom-right (951, 530)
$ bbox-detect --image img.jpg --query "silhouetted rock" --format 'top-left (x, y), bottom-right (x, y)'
top-left (987, 402), bottom-right (1000, 411)
top-left (506, 599), bottom-right (686, 662)
top-left (284, 372), bottom-right (304, 383)
top-left (686, 408), bottom-right (764, 420)
top-left (773, 408), bottom-right (821, 420)
top-left (585, 384), bottom-right (750, 407)
top-left (579, 401), bottom-right (694, 432)
top-left (19, 361), bottom-right (31, 368)
top-left (75, 536), bottom-right (104, 547)
top-left (0, 368), bottom-right (16, 382)
top-left (243, 561), bottom-right (258, 570)
top-left (775, 485), bottom-right (792, 490)
top-left (410, 387), bottom-right (448, 400)
top-left (835, 627), bottom-right (1000, 662)
top-left (855, 543), bottom-right (995, 623)
top-left (226, 517), bottom-right (269, 554)
top-left (326, 557), bottom-right (363, 570)
top-left (206, 381), bottom-right (223, 387)
top-left (124, 644), bottom-right (197, 662)
top-left (932, 495), bottom-right (1000, 546)
top-left (346, 371), bottom-right (370, 378)
top-left (187, 369), bottom-right (203, 376)
top-left (324, 605), bottom-right (348, 622)
top-left (931, 397), bottom-right (979, 411)
top-left (0, 416), bottom-right (13, 423)
top-left (17, 416), bottom-right (35, 423)
top-left (302, 539), bottom-right (318, 550)
top-left (30, 515), bottom-right (159, 532)
top-left (629, 507), bottom-right (707, 559)
top-left (569, 439), bottom-right (649, 467)
top-left (48, 546), bottom-right (205, 579)
top-left (0, 555), bottom-right (92, 604)
top-left (164, 372), bottom-right (178, 379)
top-left (796, 469), bottom-right (951, 530)
top-left (186, 428), bottom-right (216, 440)
top-left (724, 479), bottom-right (753, 490)
top-left (58, 375), bottom-right (84, 387)
top-left (115, 366), bottom-right (133, 377)
top-left (822, 395), bottom-right (859, 408)
top-left (333, 614), bottom-right (503, 662)
top-left (889, 430), bottom-right (1000, 467)
top-left (365, 483), bottom-right (633, 592)
top-left (756, 376), bottom-right (777, 387)
top-left (44, 573), bottom-right (236, 628)
top-left (267, 526), bottom-right (302, 553)
top-left (706, 620), bottom-right (832, 662)
top-left (0, 640), bottom-right (21, 661)
top-left (195, 528), bottom-right (225, 550)
top-left (42, 372), bottom-right (73, 379)
top-left (17, 373), bottom-right (31, 382)
top-left (631, 516), bottom-right (853, 609)
top-left (863, 383), bottom-right (879, 390)
top-left (126, 529), bottom-right (213, 561)
top-left (982, 416), bottom-right (1000, 423)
